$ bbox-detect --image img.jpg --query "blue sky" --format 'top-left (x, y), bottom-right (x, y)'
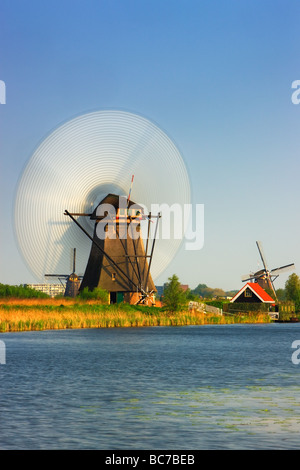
top-left (1, 0), bottom-right (300, 291)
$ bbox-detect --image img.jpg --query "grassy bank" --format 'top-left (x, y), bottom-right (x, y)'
top-left (0, 298), bottom-right (272, 332)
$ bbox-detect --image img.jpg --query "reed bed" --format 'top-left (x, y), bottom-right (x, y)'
top-left (0, 298), bottom-right (271, 332)
top-left (0, 297), bottom-right (100, 306)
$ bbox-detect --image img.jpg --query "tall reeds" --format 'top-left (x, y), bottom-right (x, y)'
top-left (0, 298), bottom-right (271, 332)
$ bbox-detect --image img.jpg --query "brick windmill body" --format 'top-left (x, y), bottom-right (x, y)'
top-left (65, 189), bottom-right (160, 305)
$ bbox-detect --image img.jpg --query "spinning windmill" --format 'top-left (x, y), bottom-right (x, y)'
top-left (241, 241), bottom-right (295, 299)
top-left (14, 110), bottom-right (191, 302)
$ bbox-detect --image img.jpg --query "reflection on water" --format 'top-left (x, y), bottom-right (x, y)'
top-left (0, 324), bottom-right (300, 449)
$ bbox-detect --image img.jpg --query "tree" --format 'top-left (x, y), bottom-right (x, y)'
top-left (163, 275), bottom-right (187, 312)
top-left (185, 288), bottom-right (199, 301)
top-left (191, 284), bottom-right (208, 297)
top-left (275, 288), bottom-right (286, 301)
top-left (191, 283), bottom-right (226, 299)
top-left (285, 273), bottom-right (300, 311)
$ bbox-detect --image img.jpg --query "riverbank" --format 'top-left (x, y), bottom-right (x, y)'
top-left (0, 298), bottom-right (273, 332)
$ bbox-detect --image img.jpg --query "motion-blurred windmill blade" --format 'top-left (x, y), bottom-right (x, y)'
top-left (270, 263), bottom-right (295, 276)
top-left (14, 110), bottom-right (190, 285)
top-left (256, 241), bottom-right (268, 272)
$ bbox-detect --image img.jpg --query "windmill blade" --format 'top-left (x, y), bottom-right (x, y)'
top-left (270, 263), bottom-right (295, 276)
top-left (241, 274), bottom-right (255, 282)
top-left (45, 274), bottom-right (68, 277)
top-left (269, 277), bottom-right (277, 300)
top-left (256, 241), bottom-right (268, 272)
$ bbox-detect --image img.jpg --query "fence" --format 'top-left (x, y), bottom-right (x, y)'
top-left (204, 304), bottom-right (223, 316)
top-left (188, 301), bottom-right (222, 316)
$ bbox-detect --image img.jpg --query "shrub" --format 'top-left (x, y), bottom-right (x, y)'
top-left (77, 286), bottom-right (109, 303)
top-left (163, 274), bottom-right (188, 313)
top-left (205, 300), bottom-right (224, 309)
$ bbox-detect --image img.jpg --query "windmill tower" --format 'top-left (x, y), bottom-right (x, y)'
top-left (241, 241), bottom-right (295, 299)
top-left (65, 193), bottom-right (161, 305)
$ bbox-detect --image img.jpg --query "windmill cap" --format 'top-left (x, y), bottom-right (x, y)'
top-left (91, 193), bottom-right (144, 219)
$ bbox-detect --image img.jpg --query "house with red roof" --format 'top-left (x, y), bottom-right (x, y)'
top-left (230, 282), bottom-right (275, 305)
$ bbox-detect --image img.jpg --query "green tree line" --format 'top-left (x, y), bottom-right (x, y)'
top-left (276, 273), bottom-right (300, 311)
top-left (189, 283), bottom-right (237, 299)
top-left (2, 273), bottom-right (300, 313)
top-left (0, 283), bottom-right (49, 298)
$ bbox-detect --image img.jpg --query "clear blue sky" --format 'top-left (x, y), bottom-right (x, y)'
top-left (1, 0), bottom-right (300, 291)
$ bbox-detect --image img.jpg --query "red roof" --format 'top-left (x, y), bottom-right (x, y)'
top-left (230, 282), bottom-right (275, 303)
top-left (180, 284), bottom-right (189, 292)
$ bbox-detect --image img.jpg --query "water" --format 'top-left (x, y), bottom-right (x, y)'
top-left (1, 323), bottom-right (300, 449)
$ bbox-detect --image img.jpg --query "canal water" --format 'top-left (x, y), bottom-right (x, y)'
top-left (0, 323), bottom-right (300, 449)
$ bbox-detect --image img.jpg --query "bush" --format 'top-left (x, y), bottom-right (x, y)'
top-left (205, 300), bottom-right (224, 309)
top-left (77, 286), bottom-right (109, 303)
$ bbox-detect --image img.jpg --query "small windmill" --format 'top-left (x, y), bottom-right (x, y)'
top-left (241, 241), bottom-right (295, 299)
top-left (45, 248), bottom-right (82, 297)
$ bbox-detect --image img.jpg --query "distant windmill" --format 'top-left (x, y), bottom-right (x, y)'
top-left (45, 248), bottom-right (82, 297)
top-left (241, 241), bottom-right (295, 299)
